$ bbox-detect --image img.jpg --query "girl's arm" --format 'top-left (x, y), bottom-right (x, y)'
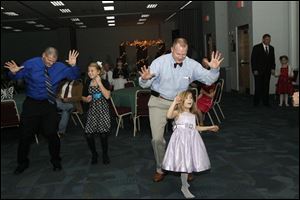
top-left (166, 96), bottom-right (180, 119)
top-left (196, 125), bottom-right (219, 132)
top-left (96, 76), bottom-right (111, 99)
top-left (82, 95), bottom-right (92, 103)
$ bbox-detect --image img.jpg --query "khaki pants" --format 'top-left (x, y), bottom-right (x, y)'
top-left (148, 95), bottom-right (173, 170)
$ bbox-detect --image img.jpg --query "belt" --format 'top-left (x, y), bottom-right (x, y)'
top-left (150, 90), bottom-right (173, 101)
top-left (174, 123), bottom-right (195, 130)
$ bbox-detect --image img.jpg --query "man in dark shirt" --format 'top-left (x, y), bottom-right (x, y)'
top-left (4, 47), bottom-right (80, 174)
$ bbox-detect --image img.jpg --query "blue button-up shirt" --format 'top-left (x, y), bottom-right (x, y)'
top-left (139, 53), bottom-right (219, 100)
top-left (8, 57), bottom-right (80, 101)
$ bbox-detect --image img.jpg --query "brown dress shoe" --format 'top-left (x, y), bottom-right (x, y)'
top-left (153, 172), bottom-right (165, 182)
top-left (188, 173), bottom-right (194, 182)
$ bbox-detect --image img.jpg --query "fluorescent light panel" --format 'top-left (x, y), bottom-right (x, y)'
top-left (26, 21), bottom-right (36, 24)
top-left (137, 22), bottom-right (144, 25)
top-left (106, 16), bottom-right (115, 19)
top-left (147, 4), bottom-right (157, 9)
top-left (104, 6), bottom-right (114, 11)
top-left (70, 18), bottom-right (80, 21)
top-left (79, 25), bottom-right (87, 28)
top-left (165, 12), bottom-right (176, 22)
top-left (3, 12), bottom-right (19, 16)
top-left (13, 29), bottom-right (22, 32)
top-left (108, 24), bottom-right (115, 26)
top-left (107, 20), bottom-right (115, 23)
top-left (139, 18), bottom-right (146, 22)
top-left (141, 14), bottom-right (150, 18)
top-left (2, 26), bottom-right (13, 29)
top-left (43, 27), bottom-right (51, 30)
top-left (1, 7), bottom-right (4, 10)
top-left (50, 1), bottom-right (64, 6)
top-left (180, 1), bottom-right (192, 10)
top-left (102, 1), bottom-right (114, 3)
top-left (75, 22), bottom-right (84, 25)
top-left (59, 8), bottom-right (71, 13)
top-left (35, 24), bottom-right (45, 27)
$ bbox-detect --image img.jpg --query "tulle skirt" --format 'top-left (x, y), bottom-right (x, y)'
top-left (162, 127), bottom-right (211, 173)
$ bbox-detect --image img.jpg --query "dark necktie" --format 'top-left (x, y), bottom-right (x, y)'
top-left (265, 46), bottom-right (269, 54)
top-left (63, 81), bottom-right (71, 98)
top-left (44, 67), bottom-right (56, 104)
top-left (174, 62), bottom-right (183, 68)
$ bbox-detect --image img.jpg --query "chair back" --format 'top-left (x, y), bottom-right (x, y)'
top-left (214, 79), bottom-right (224, 104)
top-left (189, 87), bottom-right (198, 101)
top-left (135, 90), bottom-right (151, 117)
top-left (124, 81), bottom-right (135, 88)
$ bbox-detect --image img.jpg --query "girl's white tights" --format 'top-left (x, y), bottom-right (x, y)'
top-left (279, 94), bottom-right (289, 106)
top-left (181, 173), bottom-right (195, 198)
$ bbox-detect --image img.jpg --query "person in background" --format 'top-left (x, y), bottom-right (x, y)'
top-left (112, 58), bottom-right (129, 90)
top-left (56, 79), bottom-right (83, 137)
top-left (4, 47), bottom-right (80, 174)
top-left (101, 62), bottom-right (114, 90)
top-left (275, 55), bottom-right (294, 107)
top-left (251, 34), bottom-right (276, 107)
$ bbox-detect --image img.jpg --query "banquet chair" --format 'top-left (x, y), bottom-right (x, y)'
top-left (133, 90), bottom-right (151, 136)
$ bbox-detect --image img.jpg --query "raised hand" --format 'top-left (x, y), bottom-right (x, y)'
top-left (138, 65), bottom-right (154, 80)
top-left (4, 60), bottom-right (24, 74)
top-left (208, 51), bottom-right (224, 69)
top-left (66, 50), bottom-right (79, 66)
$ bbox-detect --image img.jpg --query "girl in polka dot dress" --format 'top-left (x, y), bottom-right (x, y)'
top-left (82, 62), bottom-right (111, 165)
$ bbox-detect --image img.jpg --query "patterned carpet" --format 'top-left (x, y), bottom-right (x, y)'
top-left (1, 92), bottom-right (299, 199)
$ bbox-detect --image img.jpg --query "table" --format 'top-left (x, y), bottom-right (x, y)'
top-left (111, 86), bottom-right (150, 115)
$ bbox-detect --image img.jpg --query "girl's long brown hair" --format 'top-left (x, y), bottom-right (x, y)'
top-left (176, 90), bottom-right (198, 115)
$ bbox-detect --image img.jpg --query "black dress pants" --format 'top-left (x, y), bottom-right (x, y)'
top-left (17, 97), bottom-right (60, 165)
top-left (253, 72), bottom-right (271, 106)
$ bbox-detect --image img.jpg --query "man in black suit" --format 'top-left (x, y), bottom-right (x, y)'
top-left (251, 34), bottom-right (276, 106)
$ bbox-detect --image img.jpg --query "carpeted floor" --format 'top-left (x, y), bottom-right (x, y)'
top-left (1, 92), bottom-right (299, 199)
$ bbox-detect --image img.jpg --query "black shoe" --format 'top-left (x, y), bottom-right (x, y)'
top-left (52, 162), bottom-right (62, 171)
top-left (14, 163), bottom-right (29, 175)
top-left (91, 153), bottom-right (98, 165)
top-left (57, 132), bottom-right (65, 138)
top-left (102, 154), bottom-right (110, 165)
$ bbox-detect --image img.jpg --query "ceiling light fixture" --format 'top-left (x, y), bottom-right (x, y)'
top-left (139, 18), bottom-right (146, 22)
top-left (104, 6), bottom-right (114, 11)
top-left (13, 29), bottom-right (22, 32)
top-left (59, 8), bottom-right (71, 13)
top-left (70, 18), bottom-right (80, 21)
top-left (141, 14), bottom-right (150, 18)
top-left (26, 21), bottom-right (36, 24)
top-left (2, 26), bottom-right (13, 29)
top-left (79, 25), bottom-right (87, 28)
top-left (75, 22), bottom-right (84, 25)
top-left (50, 1), bottom-right (65, 6)
top-left (43, 27), bottom-right (51, 30)
top-left (106, 16), bottom-right (115, 20)
top-left (107, 20), bottom-right (115, 23)
top-left (35, 24), bottom-right (45, 27)
top-left (165, 12), bottom-right (177, 22)
top-left (180, 1), bottom-right (192, 10)
top-left (108, 24), bottom-right (115, 26)
top-left (137, 22), bottom-right (144, 25)
top-left (3, 12), bottom-right (19, 16)
top-left (146, 4), bottom-right (158, 9)
top-left (102, 1), bottom-right (114, 3)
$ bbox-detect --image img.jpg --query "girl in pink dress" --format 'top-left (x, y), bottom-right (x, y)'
top-left (162, 90), bottom-right (219, 199)
top-left (276, 56), bottom-right (294, 106)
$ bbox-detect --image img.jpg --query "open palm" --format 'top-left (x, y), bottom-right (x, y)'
top-left (4, 60), bottom-right (24, 74)
top-left (208, 51), bottom-right (224, 69)
top-left (138, 65), bottom-right (154, 80)
top-left (66, 50), bottom-right (79, 66)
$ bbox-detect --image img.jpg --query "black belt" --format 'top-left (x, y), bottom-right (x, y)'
top-left (150, 90), bottom-right (173, 101)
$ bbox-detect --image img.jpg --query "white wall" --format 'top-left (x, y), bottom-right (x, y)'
top-left (252, 1), bottom-right (290, 94)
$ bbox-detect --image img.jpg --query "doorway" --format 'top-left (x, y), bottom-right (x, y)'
top-left (237, 24), bottom-right (250, 94)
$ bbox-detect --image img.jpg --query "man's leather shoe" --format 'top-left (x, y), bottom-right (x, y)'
top-left (14, 163), bottom-right (29, 175)
top-left (52, 162), bottom-right (62, 171)
top-left (188, 173), bottom-right (194, 182)
top-left (153, 172), bottom-right (165, 182)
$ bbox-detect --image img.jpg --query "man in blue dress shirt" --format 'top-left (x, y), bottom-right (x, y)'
top-left (4, 47), bottom-right (80, 174)
top-left (139, 38), bottom-right (224, 182)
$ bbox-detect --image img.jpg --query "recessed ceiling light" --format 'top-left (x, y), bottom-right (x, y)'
top-left (146, 4), bottom-right (158, 9)
top-left (102, 1), bottom-right (114, 3)
top-left (137, 22), bottom-right (144, 25)
top-left (59, 8), bottom-right (71, 13)
top-left (107, 20), bottom-right (115, 23)
top-left (13, 29), bottom-right (22, 32)
top-left (75, 22), bottom-right (84, 25)
top-left (1, 7), bottom-right (4, 10)
top-left (35, 24), bottom-right (45, 27)
top-left (104, 6), bottom-right (114, 11)
top-left (70, 18), bottom-right (80, 21)
top-left (2, 26), bottom-right (13, 29)
top-left (141, 14), bottom-right (150, 18)
top-left (108, 24), bottom-right (115, 26)
top-left (79, 25), bottom-right (87, 28)
top-left (139, 18), bottom-right (147, 22)
top-left (26, 21), bottom-right (36, 24)
top-left (50, 1), bottom-right (64, 6)
top-left (106, 16), bottom-right (115, 20)
top-left (3, 12), bottom-right (19, 16)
